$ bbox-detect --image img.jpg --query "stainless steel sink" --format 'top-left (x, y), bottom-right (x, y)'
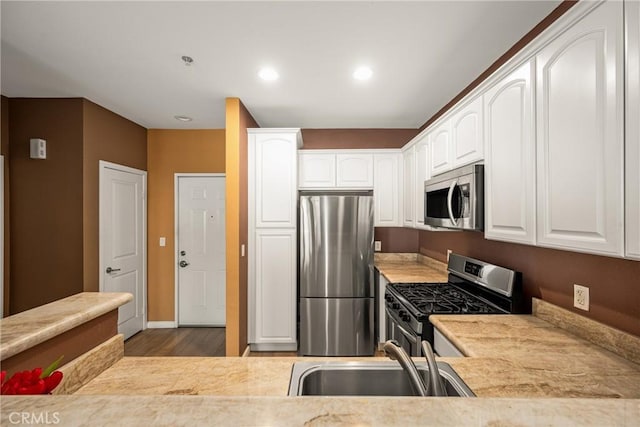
top-left (288, 361), bottom-right (475, 397)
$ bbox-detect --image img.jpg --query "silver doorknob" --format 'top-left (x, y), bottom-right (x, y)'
top-left (179, 260), bottom-right (189, 268)
top-left (106, 267), bottom-right (121, 273)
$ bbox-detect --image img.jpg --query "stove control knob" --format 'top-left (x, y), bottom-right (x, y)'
top-left (392, 303), bottom-right (400, 309)
top-left (385, 295), bottom-right (393, 302)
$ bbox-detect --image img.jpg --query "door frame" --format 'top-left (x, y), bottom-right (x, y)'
top-left (174, 173), bottom-right (226, 326)
top-left (99, 160), bottom-right (147, 330)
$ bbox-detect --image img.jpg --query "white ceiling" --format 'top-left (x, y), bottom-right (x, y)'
top-left (1, 1), bottom-right (561, 130)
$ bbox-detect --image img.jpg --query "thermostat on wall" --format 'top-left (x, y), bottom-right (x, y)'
top-left (30, 138), bottom-right (47, 159)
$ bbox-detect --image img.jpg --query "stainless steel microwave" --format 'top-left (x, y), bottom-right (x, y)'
top-left (424, 163), bottom-right (484, 231)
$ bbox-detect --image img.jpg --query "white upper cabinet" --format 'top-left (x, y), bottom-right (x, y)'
top-left (414, 136), bottom-right (430, 229)
top-left (451, 95), bottom-right (484, 168)
top-left (536, 1), bottom-right (624, 256)
top-left (373, 153), bottom-right (402, 227)
top-left (402, 147), bottom-right (415, 227)
top-left (430, 120), bottom-right (452, 176)
top-left (298, 152), bottom-right (336, 188)
top-left (251, 130), bottom-right (300, 228)
top-left (336, 153), bottom-right (374, 188)
top-left (484, 61), bottom-right (536, 245)
top-left (298, 151), bottom-right (373, 189)
top-left (626, 0), bottom-right (640, 260)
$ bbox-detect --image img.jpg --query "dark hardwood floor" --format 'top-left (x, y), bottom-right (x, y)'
top-left (124, 327), bottom-right (225, 357)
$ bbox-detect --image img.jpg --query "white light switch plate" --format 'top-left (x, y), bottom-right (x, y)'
top-left (159, 237), bottom-right (166, 247)
top-left (374, 241), bottom-right (382, 252)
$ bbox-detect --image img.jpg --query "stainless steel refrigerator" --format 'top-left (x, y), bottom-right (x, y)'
top-left (298, 191), bottom-right (374, 356)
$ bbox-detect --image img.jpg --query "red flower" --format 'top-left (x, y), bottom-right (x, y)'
top-left (1, 356), bottom-right (64, 395)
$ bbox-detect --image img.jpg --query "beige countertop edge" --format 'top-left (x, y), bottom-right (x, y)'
top-left (0, 292), bottom-right (133, 360)
top-left (2, 395), bottom-right (639, 427)
top-left (374, 254), bottom-right (449, 283)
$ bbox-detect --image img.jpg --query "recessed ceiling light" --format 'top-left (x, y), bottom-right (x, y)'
top-left (258, 67), bottom-right (279, 81)
top-left (174, 115), bottom-right (192, 122)
top-left (181, 56), bottom-right (194, 66)
top-left (353, 66), bottom-right (373, 81)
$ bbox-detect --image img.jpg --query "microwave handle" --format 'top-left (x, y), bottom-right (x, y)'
top-left (447, 180), bottom-right (458, 225)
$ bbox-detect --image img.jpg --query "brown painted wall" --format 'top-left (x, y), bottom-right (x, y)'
top-left (146, 129), bottom-right (225, 321)
top-left (82, 99), bottom-right (147, 292)
top-left (225, 98), bottom-right (258, 356)
top-left (301, 128), bottom-right (418, 149)
top-left (414, 230), bottom-right (640, 337)
top-left (8, 98), bottom-right (84, 313)
top-left (1, 96), bottom-right (10, 316)
top-left (374, 227), bottom-right (420, 253)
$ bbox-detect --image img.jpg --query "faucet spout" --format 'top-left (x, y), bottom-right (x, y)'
top-left (382, 340), bottom-right (428, 396)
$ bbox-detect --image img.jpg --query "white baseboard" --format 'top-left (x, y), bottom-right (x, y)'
top-left (146, 321), bottom-right (177, 328)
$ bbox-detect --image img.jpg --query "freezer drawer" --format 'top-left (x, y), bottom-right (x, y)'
top-left (299, 297), bottom-right (374, 356)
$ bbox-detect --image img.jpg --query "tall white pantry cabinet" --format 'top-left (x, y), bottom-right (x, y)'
top-left (248, 129), bottom-right (301, 351)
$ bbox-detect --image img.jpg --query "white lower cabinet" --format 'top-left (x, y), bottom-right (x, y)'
top-left (535, 0), bottom-right (624, 257)
top-left (252, 229), bottom-right (297, 350)
top-left (626, 0), bottom-right (640, 260)
top-left (373, 153), bottom-right (402, 227)
top-left (484, 61), bottom-right (536, 245)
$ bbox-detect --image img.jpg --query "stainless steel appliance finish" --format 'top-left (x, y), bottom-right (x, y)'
top-left (299, 191), bottom-right (374, 356)
top-left (424, 163), bottom-right (484, 231)
top-left (299, 298), bottom-right (374, 356)
top-left (385, 253), bottom-right (524, 357)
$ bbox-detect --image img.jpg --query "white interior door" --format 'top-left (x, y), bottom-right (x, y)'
top-left (177, 175), bottom-right (226, 326)
top-left (100, 161), bottom-right (146, 340)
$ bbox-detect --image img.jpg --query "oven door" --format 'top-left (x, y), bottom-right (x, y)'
top-left (385, 307), bottom-right (421, 357)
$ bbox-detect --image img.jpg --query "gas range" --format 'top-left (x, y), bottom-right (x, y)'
top-left (384, 253), bottom-right (525, 356)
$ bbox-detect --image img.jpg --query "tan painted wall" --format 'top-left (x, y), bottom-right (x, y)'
top-left (225, 98), bottom-right (258, 356)
top-left (82, 100), bottom-right (147, 292)
top-left (146, 129), bottom-right (225, 321)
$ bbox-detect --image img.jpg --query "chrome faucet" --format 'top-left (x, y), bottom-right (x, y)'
top-left (383, 340), bottom-right (428, 396)
top-left (383, 340), bottom-right (447, 397)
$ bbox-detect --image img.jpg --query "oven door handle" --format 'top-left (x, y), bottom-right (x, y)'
top-left (447, 180), bottom-right (459, 226)
top-left (385, 307), bottom-right (419, 345)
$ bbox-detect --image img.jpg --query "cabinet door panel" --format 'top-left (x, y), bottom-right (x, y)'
top-left (430, 121), bottom-right (452, 176)
top-left (254, 229), bottom-right (296, 344)
top-left (536, 1), bottom-right (623, 256)
top-left (484, 61), bottom-right (535, 244)
top-left (298, 153), bottom-right (336, 188)
top-left (626, 1), bottom-right (640, 260)
top-left (255, 134), bottom-right (297, 228)
top-left (414, 139), bottom-right (430, 228)
top-left (336, 154), bottom-right (374, 188)
top-left (373, 153), bottom-right (401, 226)
top-left (402, 148), bottom-right (415, 227)
top-left (452, 96), bottom-right (484, 167)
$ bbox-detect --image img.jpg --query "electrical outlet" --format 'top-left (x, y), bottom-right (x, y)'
top-left (374, 241), bottom-right (382, 252)
top-left (447, 249), bottom-right (452, 262)
top-left (573, 284), bottom-right (589, 311)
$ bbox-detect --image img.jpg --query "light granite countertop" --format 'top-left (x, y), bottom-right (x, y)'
top-left (374, 253), bottom-right (449, 283)
top-left (2, 395), bottom-right (638, 427)
top-left (0, 292), bottom-right (132, 360)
